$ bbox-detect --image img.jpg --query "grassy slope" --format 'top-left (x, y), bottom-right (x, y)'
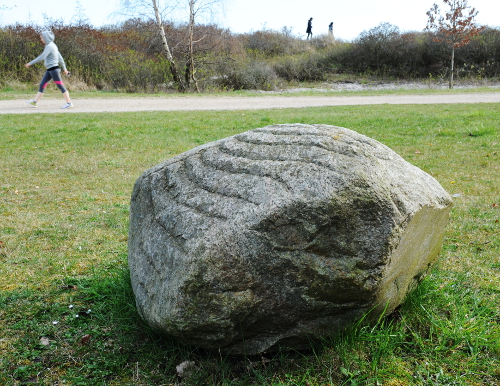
top-left (0, 104), bottom-right (499, 385)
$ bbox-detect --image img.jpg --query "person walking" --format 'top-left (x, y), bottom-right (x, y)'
top-left (306, 18), bottom-right (313, 40)
top-left (25, 31), bottom-right (73, 109)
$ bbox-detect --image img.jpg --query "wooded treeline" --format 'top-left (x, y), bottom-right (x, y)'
top-left (1, 20), bottom-right (500, 92)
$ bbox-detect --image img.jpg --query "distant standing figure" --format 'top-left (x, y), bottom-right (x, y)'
top-left (25, 31), bottom-right (73, 109)
top-left (306, 18), bottom-right (313, 40)
top-left (328, 22), bottom-right (334, 35)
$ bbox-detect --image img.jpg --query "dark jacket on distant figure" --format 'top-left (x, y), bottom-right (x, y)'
top-left (306, 19), bottom-right (313, 34)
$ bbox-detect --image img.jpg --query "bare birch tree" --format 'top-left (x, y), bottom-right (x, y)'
top-left (117, 0), bottom-right (225, 92)
top-left (184, 0), bottom-right (225, 92)
top-left (426, 0), bottom-right (484, 89)
top-left (118, 0), bottom-right (185, 91)
top-left (152, 0), bottom-right (184, 90)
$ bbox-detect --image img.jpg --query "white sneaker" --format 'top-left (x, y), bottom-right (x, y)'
top-left (26, 100), bottom-right (37, 107)
top-left (61, 103), bottom-right (74, 109)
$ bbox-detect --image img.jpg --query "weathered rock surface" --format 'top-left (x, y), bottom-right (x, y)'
top-left (128, 124), bottom-right (452, 354)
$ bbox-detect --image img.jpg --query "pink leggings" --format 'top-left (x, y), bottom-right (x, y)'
top-left (39, 67), bottom-right (67, 93)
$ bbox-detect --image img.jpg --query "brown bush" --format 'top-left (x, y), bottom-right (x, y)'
top-left (324, 22), bottom-right (500, 79)
top-left (241, 29), bottom-right (310, 58)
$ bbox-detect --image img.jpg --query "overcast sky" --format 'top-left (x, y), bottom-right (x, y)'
top-left (1, 0), bottom-right (499, 41)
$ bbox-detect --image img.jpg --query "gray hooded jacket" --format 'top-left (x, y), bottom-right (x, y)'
top-left (28, 31), bottom-right (67, 71)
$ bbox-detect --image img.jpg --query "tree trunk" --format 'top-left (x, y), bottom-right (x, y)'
top-left (152, 0), bottom-right (184, 91)
top-left (449, 45), bottom-right (455, 89)
top-left (188, 0), bottom-right (200, 93)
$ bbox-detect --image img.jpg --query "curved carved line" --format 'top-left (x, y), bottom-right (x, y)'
top-left (158, 168), bottom-right (231, 220)
top-left (182, 154), bottom-right (262, 206)
top-left (227, 136), bottom-right (359, 162)
top-left (216, 141), bottom-right (346, 177)
top-left (198, 149), bottom-right (293, 193)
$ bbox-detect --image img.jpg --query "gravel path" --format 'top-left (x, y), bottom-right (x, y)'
top-left (1, 92), bottom-right (500, 114)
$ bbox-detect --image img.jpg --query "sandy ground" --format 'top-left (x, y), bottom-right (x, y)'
top-left (1, 92), bottom-right (500, 114)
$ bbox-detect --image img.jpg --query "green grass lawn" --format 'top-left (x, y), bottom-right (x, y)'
top-left (1, 103), bottom-right (499, 385)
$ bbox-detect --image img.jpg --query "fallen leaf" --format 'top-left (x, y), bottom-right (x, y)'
top-left (80, 334), bottom-right (91, 346)
top-left (176, 361), bottom-right (198, 378)
top-left (40, 337), bottom-right (50, 346)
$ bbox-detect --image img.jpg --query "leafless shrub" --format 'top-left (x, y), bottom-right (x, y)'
top-left (214, 59), bottom-right (281, 90)
top-left (241, 29), bottom-right (310, 58)
top-left (271, 52), bottom-right (327, 82)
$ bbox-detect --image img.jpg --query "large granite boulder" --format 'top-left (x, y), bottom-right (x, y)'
top-left (128, 124), bottom-right (452, 355)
